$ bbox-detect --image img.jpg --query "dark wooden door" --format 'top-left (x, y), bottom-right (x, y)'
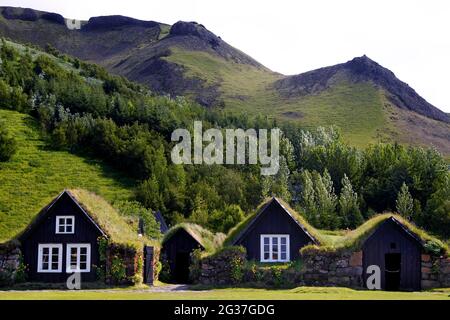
top-left (143, 246), bottom-right (154, 285)
top-left (385, 253), bottom-right (401, 291)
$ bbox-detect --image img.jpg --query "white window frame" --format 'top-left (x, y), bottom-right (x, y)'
top-left (55, 216), bottom-right (75, 234)
top-left (66, 244), bottom-right (91, 273)
top-left (260, 234), bottom-right (290, 262)
top-left (37, 244), bottom-right (63, 273)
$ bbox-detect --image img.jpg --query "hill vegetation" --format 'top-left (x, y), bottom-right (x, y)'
top-left (0, 109), bottom-right (135, 242)
top-left (1, 7), bottom-right (448, 153)
top-left (0, 38), bottom-right (448, 242)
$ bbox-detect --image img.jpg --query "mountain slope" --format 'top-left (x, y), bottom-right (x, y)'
top-left (0, 6), bottom-right (449, 153)
top-left (0, 109), bottom-right (135, 242)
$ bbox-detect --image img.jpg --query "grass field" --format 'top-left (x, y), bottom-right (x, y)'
top-left (0, 109), bottom-right (135, 242)
top-left (0, 286), bottom-right (449, 300)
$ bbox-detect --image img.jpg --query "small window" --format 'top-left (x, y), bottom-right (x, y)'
top-left (38, 244), bottom-right (63, 273)
top-left (56, 216), bottom-right (75, 234)
top-left (260, 235), bottom-right (290, 262)
top-left (66, 244), bottom-right (91, 273)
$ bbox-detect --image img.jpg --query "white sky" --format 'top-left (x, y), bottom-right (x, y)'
top-left (1, 0), bottom-right (449, 112)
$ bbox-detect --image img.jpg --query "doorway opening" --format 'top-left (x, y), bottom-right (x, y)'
top-left (385, 253), bottom-right (401, 291)
top-left (174, 252), bottom-right (190, 283)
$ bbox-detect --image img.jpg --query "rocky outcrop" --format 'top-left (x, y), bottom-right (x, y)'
top-left (169, 21), bottom-right (221, 48)
top-left (274, 55), bottom-right (449, 123)
top-left (167, 21), bottom-right (265, 68)
top-left (1, 6), bottom-right (65, 24)
top-left (82, 16), bottom-right (159, 31)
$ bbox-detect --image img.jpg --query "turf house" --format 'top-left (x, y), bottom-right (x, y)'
top-left (226, 197), bottom-right (319, 262)
top-left (161, 223), bottom-right (224, 283)
top-left (0, 189), bottom-right (159, 286)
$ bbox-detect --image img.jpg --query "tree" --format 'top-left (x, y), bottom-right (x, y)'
top-left (189, 195), bottom-right (209, 226)
top-left (0, 122), bottom-right (17, 162)
top-left (339, 174), bottom-right (363, 228)
top-left (314, 170), bottom-right (338, 229)
top-left (422, 175), bottom-right (450, 237)
top-left (260, 156), bottom-right (291, 201)
top-left (396, 183), bottom-right (414, 220)
top-left (299, 170), bottom-right (317, 225)
top-left (210, 204), bottom-right (245, 233)
top-left (136, 175), bottom-right (164, 211)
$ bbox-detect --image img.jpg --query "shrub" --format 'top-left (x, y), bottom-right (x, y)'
top-left (0, 121), bottom-right (17, 162)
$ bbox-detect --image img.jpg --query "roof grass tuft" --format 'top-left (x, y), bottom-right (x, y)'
top-left (224, 197), bottom-right (328, 246)
top-left (163, 222), bottom-right (224, 253)
top-left (67, 189), bottom-right (158, 247)
top-left (301, 213), bottom-right (448, 255)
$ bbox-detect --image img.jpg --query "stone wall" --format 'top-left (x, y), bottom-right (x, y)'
top-left (196, 246), bottom-right (450, 290)
top-left (300, 250), bottom-right (364, 288)
top-left (0, 247), bottom-right (21, 287)
top-left (195, 247), bottom-right (247, 285)
top-left (421, 254), bottom-right (450, 289)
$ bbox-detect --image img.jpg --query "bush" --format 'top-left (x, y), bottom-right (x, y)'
top-left (0, 121), bottom-right (17, 161)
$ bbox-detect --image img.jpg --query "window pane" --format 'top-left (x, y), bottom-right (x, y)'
top-left (264, 252), bottom-right (269, 260)
top-left (66, 226), bottom-right (72, 233)
top-left (281, 252), bottom-right (286, 260)
top-left (281, 237), bottom-right (286, 245)
top-left (70, 248), bottom-right (77, 265)
top-left (80, 247), bottom-right (87, 255)
top-left (43, 247), bottom-right (49, 255)
top-left (263, 237), bottom-right (269, 245)
top-left (59, 225), bottom-right (65, 233)
top-left (51, 261), bottom-right (59, 270)
top-left (272, 237), bottom-right (278, 245)
top-left (80, 262), bottom-right (87, 270)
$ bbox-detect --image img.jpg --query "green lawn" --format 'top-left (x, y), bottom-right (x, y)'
top-left (0, 286), bottom-right (449, 300)
top-left (0, 109), bottom-right (135, 242)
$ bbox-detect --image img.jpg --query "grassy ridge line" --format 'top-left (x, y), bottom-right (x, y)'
top-left (164, 48), bottom-right (392, 147)
top-left (0, 109), bottom-right (135, 242)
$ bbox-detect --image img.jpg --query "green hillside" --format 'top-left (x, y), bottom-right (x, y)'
top-left (164, 48), bottom-right (449, 150)
top-left (0, 109), bottom-right (135, 242)
top-left (0, 9), bottom-right (448, 154)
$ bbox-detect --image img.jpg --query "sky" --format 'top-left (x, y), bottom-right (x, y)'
top-left (1, 0), bottom-right (449, 112)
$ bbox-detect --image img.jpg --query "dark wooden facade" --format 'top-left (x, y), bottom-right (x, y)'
top-left (362, 218), bottom-right (422, 291)
top-left (20, 191), bottom-right (105, 283)
top-left (162, 229), bottom-right (203, 283)
top-left (232, 198), bottom-right (316, 262)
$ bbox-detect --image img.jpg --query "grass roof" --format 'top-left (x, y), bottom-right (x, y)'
top-left (162, 222), bottom-right (225, 253)
top-left (224, 197), bottom-right (327, 246)
top-left (12, 189), bottom-right (158, 248)
top-left (301, 213), bottom-right (448, 255)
